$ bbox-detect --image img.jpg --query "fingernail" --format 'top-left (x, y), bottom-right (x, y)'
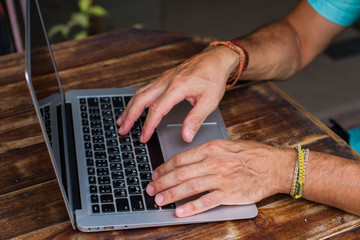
top-left (155, 194), bottom-right (164, 204)
top-left (186, 128), bottom-right (195, 142)
top-left (176, 207), bottom-right (184, 216)
top-left (152, 171), bottom-right (158, 180)
top-left (146, 184), bottom-right (154, 195)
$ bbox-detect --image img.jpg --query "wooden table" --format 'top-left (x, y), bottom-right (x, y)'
top-left (1, 28), bottom-right (360, 239)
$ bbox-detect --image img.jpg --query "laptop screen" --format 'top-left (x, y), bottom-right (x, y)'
top-left (25, 0), bottom-right (75, 227)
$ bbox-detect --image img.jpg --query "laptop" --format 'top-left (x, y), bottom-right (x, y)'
top-left (24, 0), bottom-right (258, 232)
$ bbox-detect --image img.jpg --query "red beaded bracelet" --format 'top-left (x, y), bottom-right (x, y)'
top-left (230, 40), bottom-right (249, 72)
top-left (209, 40), bottom-right (248, 88)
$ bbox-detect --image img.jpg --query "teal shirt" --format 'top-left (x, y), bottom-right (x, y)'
top-left (308, 0), bottom-right (360, 26)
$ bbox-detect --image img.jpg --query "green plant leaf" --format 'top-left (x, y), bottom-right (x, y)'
top-left (70, 12), bottom-right (89, 29)
top-left (88, 6), bottom-right (108, 17)
top-left (79, 0), bottom-right (92, 12)
top-left (48, 24), bottom-right (69, 39)
top-left (74, 30), bottom-right (88, 40)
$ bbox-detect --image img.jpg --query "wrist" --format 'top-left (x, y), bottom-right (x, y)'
top-left (206, 45), bottom-right (239, 75)
top-left (272, 148), bottom-right (298, 194)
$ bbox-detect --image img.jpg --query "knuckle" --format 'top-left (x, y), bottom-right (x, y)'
top-left (164, 189), bottom-right (175, 202)
top-left (174, 154), bottom-right (184, 167)
top-left (175, 168), bottom-right (187, 181)
top-left (187, 179), bottom-right (200, 192)
top-left (149, 101), bottom-right (160, 114)
top-left (205, 139), bottom-right (224, 153)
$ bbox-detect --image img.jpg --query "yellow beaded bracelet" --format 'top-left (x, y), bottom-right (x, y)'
top-left (290, 144), bottom-right (310, 199)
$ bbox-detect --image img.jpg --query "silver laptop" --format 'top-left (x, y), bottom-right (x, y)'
top-left (24, 0), bottom-right (257, 232)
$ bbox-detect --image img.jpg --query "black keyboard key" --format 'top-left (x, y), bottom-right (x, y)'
top-left (104, 124), bottom-right (115, 132)
top-left (91, 195), bottom-right (99, 203)
top-left (121, 144), bottom-right (133, 152)
top-left (88, 167), bottom-right (95, 175)
top-left (102, 110), bottom-right (113, 118)
top-left (96, 160), bottom-right (108, 168)
top-left (89, 114), bottom-right (101, 121)
top-left (80, 104), bottom-right (87, 111)
top-left (79, 98), bottom-right (86, 104)
top-left (111, 171), bottom-right (124, 180)
top-left (83, 134), bottom-right (90, 141)
top-left (116, 198), bottom-right (130, 212)
top-left (83, 127), bottom-right (90, 134)
top-left (109, 154), bottom-right (121, 162)
top-left (87, 158), bottom-right (94, 166)
top-left (138, 163), bottom-right (151, 172)
top-left (95, 152), bottom-right (107, 159)
top-left (92, 129), bottom-right (103, 136)
top-left (135, 148), bottom-right (147, 155)
top-left (130, 195), bottom-right (145, 211)
top-left (128, 186), bottom-right (141, 195)
top-left (113, 180), bottom-right (126, 188)
top-left (119, 136), bottom-right (131, 144)
top-left (140, 172), bottom-right (152, 181)
top-left (93, 136), bottom-right (104, 143)
top-left (100, 97), bottom-right (110, 103)
top-left (127, 177), bottom-right (139, 185)
top-left (98, 176), bottom-right (110, 184)
top-left (114, 189), bottom-right (127, 198)
top-left (110, 163), bottom-right (122, 171)
top-left (92, 204), bottom-right (100, 213)
top-left (84, 142), bottom-right (92, 149)
top-left (97, 168), bottom-right (109, 176)
top-left (88, 98), bottom-right (99, 107)
top-left (112, 97), bottom-right (124, 108)
top-left (90, 185), bottom-right (97, 193)
top-left (105, 132), bottom-right (117, 139)
top-left (82, 119), bottom-right (89, 126)
top-left (122, 153), bottom-right (134, 160)
top-left (106, 139), bottom-right (118, 147)
top-left (123, 160), bottom-right (136, 168)
top-left (86, 150), bottom-right (93, 158)
top-left (107, 147), bottom-right (119, 154)
top-left (88, 176), bottom-right (96, 184)
top-left (94, 144), bottom-right (106, 151)
top-left (142, 181), bottom-right (150, 189)
top-left (125, 168), bottom-right (137, 177)
top-left (133, 140), bottom-right (145, 147)
top-left (99, 185), bottom-right (112, 194)
top-left (136, 155), bottom-right (149, 163)
top-left (89, 107), bottom-right (100, 115)
top-left (91, 121), bottom-right (102, 128)
top-left (100, 194), bottom-right (113, 203)
top-left (144, 191), bottom-right (159, 210)
top-left (101, 103), bottom-right (111, 110)
top-left (102, 204), bottom-right (115, 213)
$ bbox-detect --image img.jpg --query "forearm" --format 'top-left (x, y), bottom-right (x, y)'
top-left (238, 20), bottom-right (303, 81)
top-left (278, 150), bottom-right (360, 216)
top-left (303, 152), bottom-right (360, 216)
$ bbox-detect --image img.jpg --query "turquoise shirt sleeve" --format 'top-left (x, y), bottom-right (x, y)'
top-left (308, 0), bottom-right (360, 26)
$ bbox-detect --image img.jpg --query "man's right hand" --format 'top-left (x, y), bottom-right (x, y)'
top-left (116, 45), bottom-right (239, 143)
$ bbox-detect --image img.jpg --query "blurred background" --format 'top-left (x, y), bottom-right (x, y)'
top-left (1, 0), bottom-right (360, 131)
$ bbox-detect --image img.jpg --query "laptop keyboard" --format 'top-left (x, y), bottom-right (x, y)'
top-left (79, 96), bottom-right (175, 214)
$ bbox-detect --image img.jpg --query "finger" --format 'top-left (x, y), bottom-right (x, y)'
top-left (116, 83), bottom-right (155, 126)
top-left (152, 142), bottom-right (212, 180)
top-left (139, 87), bottom-right (187, 142)
top-left (181, 97), bottom-right (218, 142)
top-left (151, 175), bottom-right (220, 207)
top-left (118, 83), bottom-right (166, 135)
top-left (148, 156), bottom-right (221, 196)
top-left (174, 190), bottom-right (223, 217)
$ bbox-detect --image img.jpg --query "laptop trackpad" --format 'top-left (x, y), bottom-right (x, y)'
top-left (160, 123), bottom-right (224, 161)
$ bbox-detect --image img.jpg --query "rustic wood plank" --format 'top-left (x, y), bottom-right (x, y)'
top-left (0, 180), bottom-right (69, 240)
top-left (0, 143), bottom-right (55, 195)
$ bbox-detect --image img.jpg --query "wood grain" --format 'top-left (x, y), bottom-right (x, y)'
top-left (1, 28), bottom-right (359, 239)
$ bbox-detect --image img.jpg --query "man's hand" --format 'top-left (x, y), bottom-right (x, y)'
top-left (145, 140), bottom-right (295, 217)
top-left (116, 46), bottom-right (238, 143)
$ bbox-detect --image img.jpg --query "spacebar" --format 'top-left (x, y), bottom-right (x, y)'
top-left (147, 131), bottom-right (165, 170)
